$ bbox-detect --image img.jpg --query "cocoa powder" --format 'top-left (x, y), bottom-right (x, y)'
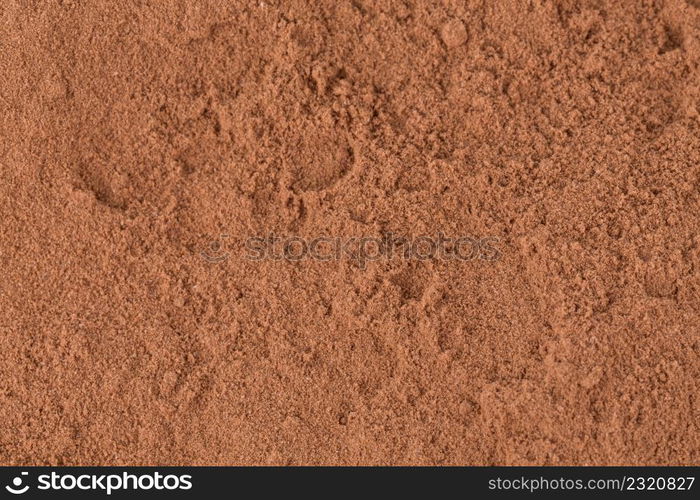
top-left (1, 0), bottom-right (699, 465)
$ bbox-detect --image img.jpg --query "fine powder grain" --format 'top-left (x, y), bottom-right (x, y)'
top-left (1, 0), bottom-right (699, 465)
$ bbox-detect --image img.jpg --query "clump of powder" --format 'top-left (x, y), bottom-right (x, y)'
top-left (440, 18), bottom-right (468, 48)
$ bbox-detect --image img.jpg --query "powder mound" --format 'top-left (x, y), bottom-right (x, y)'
top-left (644, 271), bottom-right (678, 298)
top-left (440, 18), bottom-right (468, 48)
top-left (290, 130), bottom-right (353, 192)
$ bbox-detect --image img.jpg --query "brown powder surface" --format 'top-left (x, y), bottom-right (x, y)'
top-left (1, 0), bottom-right (699, 465)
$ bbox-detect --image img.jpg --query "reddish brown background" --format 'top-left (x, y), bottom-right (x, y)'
top-left (1, 0), bottom-right (699, 465)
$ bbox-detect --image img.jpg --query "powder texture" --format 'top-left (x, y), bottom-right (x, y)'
top-left (1, 0), bottom-right (699, 465)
